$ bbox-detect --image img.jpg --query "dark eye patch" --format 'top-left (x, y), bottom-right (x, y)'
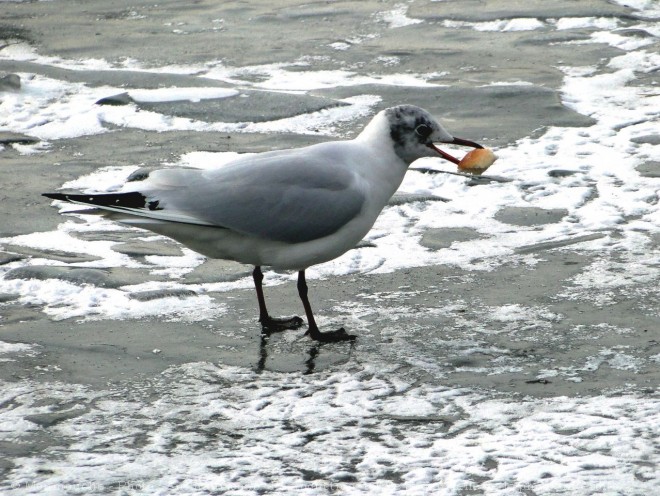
top-left (415, 124), bottom-right (432, 138)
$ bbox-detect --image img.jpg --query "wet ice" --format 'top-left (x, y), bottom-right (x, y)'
top-left (1, 1), bottom-right (659, 494)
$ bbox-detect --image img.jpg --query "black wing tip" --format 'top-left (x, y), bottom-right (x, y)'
top-left (42, 191), bottom-right (153, 210)
top-left (42, 192), bottom-right (91, 203)
top-left (43, 193), bottom-right (70, 201)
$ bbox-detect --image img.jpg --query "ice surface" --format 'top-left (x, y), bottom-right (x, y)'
top-left (0, 340), bottom-right (36, 362)
top-left (1, 0), bottom-right (658, 330)
top-left (1, 2), bottom-right (659, 494)
top-left (443, 18), bottom-right (546, 32)
top-left (3, 27), bottom-right (659, 318)
top-left (375, 4), bottom-right (424, 29)
top-left (1, 362), bottom-right (657, 495)
top-left (611, 0), bottom-right (660, 18)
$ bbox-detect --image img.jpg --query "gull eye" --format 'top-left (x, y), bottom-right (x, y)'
top-left (415, 124), bottom-right (432, 139)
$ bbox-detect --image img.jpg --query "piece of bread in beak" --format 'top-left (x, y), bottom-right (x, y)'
top-left (457, 148), bottom-right (497, 175)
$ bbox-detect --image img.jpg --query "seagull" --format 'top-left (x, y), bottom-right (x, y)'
top-left (44, 105), bottom-right (483, 342)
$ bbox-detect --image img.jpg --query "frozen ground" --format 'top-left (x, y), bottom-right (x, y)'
top-left (0, 0), bottom-right (658, 494)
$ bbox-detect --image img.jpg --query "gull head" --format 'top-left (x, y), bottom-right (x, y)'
top-left (360, 104), bottom-right (484, 166)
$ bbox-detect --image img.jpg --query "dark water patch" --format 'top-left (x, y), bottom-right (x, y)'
top-left (0, 59), bottom-right (231, 90)
top-left (0, 73), bottom-right (21, 91)
top-left (183, 259), bottom-right (251, 284)
top-left (25, 407), bottom-right (89, 428)
top-left (495, 207), bottom-right (569, 227)
top-left (548, 169), bottom-right (580, 178)
top-left (134, 91), bottom-right (348, 124)
top-left (631, 135), bottom-right (660, 146)
top-left (2, 245), bottom-right (102, 264)
top-left (0, 131), bottom-right (38, 145)
top-left (128, 288), bottom-right (198, 302)
top-left (0, 24), bottom-right (32, 44)
top-left (0, 251), bottom-right (26, 265)
top-left (5, 266), bottom-right (110, 287)
top-left (515, 233), bottom-right (607, 254)
top-left (636, 161), bottom-right (660, 178)
top-left (111, 240), bottom-right (185, 257)
top-left (420, 228), bottom-right (483, 251)
top-left (3, 265), bottom-right (172, 289)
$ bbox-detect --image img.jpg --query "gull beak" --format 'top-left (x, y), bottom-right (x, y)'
top-left (428, 137), bottom-right (484, 165)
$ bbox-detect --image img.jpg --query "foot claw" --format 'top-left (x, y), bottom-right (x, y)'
top-left (260, 315), bottom-right (304, 333)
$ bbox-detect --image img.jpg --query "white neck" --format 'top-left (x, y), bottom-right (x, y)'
top-left (352, 111), bottom-right (409, 204)
top-left (354, 110), bottom-right (390, 145)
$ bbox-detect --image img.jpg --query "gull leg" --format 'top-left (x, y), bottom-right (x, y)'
top-left (253, 266), bottom-right (303, 332)
top-left (298, 270), bottom-right (356, 342)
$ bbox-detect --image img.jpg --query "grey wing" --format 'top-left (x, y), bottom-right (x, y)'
top-left (156, 155), bottom-right (366, 244)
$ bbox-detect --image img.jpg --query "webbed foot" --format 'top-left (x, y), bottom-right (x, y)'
top-left (260, 315), bottom-right (304, 333)
top-left (305, 326), bottom-right (356, 343)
